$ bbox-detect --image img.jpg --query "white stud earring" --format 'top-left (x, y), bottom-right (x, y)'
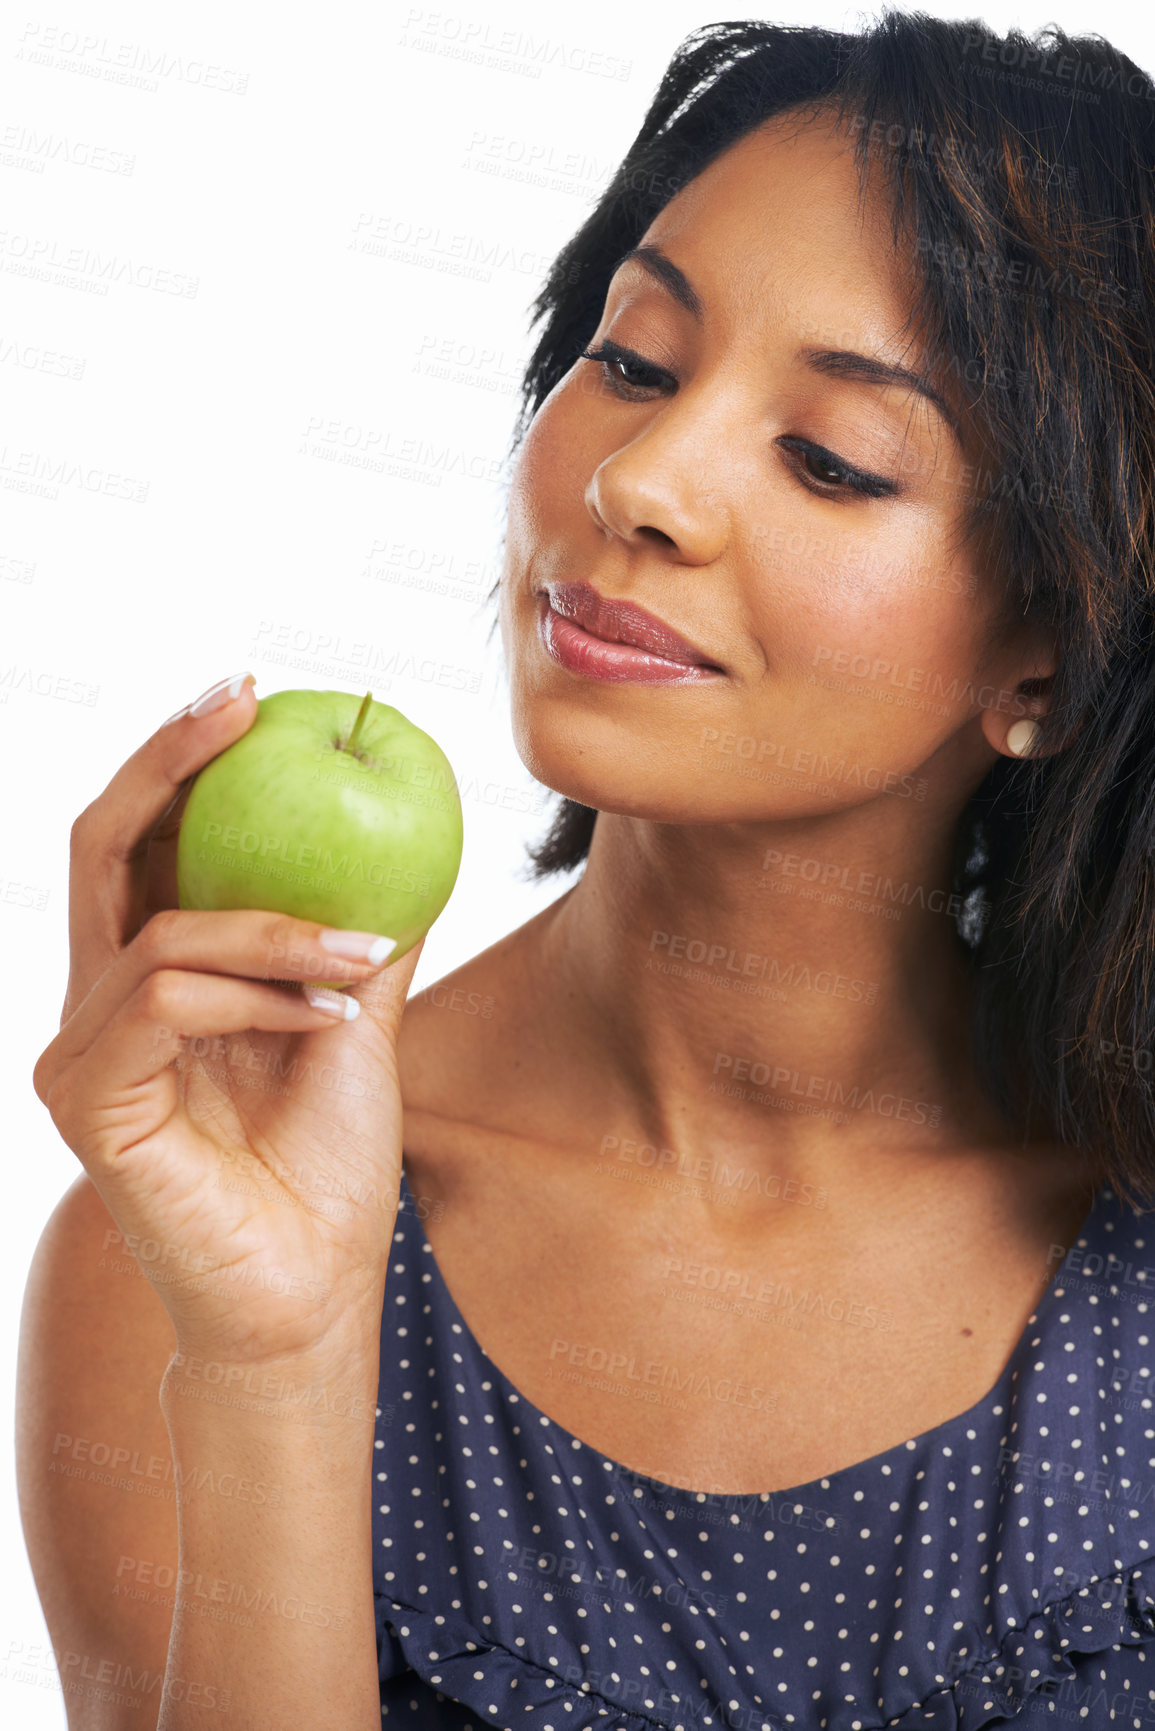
top-left (1006, 718), bottom-right (1041, 757)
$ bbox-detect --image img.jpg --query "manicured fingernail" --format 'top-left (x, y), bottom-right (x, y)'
top-left (303, 984), bottom-right (361, 1020)
top-left (188, 672), bottom-right (255, 719)
top-left (318, 928), bottom-right (397, 966)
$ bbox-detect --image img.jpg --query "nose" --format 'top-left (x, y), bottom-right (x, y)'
top-left (583, 413), bottom-right (731, 566)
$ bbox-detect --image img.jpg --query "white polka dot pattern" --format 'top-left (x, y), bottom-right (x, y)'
top-left (372, 1171), bottom-right (1155, 1728)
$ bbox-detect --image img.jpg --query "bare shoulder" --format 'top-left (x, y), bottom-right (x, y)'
top-left (395, 894), bottom-right (571, 1197)
top-left (398, 940), bottom-right (516, 1104)
top-left (16, 1173), bottom-right (180, 1728)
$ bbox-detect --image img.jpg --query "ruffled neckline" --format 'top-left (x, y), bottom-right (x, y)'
top-left (377, 1561), bottom-right (1155, 1730)
top-left (380, 1170), bottom-right (1155, 1729)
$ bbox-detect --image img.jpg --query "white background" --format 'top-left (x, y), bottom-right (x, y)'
top-left (3, 1), bottom-right (1152, 1720)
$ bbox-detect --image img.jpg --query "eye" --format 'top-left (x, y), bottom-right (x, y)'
top-left (579, 340), bottom-right (673, 399)
top-left (777, 436), bottom-right (897, 501)
top-left (798, 448), bottom-right (847, 487)
top-left (578, 342), bottom-right (899, 501)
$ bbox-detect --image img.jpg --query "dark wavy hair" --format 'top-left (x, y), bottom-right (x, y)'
top-left (486, 11), bottom-right (1155, 1208)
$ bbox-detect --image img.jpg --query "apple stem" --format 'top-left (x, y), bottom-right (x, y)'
top-left (343, 691), bottom-right (374, 757)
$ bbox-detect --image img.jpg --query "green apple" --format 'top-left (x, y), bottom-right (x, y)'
top-left (176, 689), bottom-right (463, 986)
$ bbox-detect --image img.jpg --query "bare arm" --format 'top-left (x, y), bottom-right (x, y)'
top-left (17, 1175), bottom-right (180, 1731)
top-left (22, 679), bottom-right (423, 1728)
top-left (155, 1310), bottom-right (386, 1729)
top-left (17, 1174), bottom-right (393, 1731)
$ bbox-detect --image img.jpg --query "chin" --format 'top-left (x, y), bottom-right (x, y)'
top-left (514, 736), bottom-right (630, 815)
top-left (511, 715), bottom-right (666, 819)
top-left (509, 713), bottom-right (738, 826)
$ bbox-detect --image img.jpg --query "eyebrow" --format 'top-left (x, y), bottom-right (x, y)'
top-left (612, 243), bottom-right (958, 437)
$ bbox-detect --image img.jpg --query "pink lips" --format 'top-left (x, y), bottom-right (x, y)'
top-left (537, 582), bottom-right (723, 684)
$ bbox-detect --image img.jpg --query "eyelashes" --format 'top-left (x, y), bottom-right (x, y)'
top-left (776, 436), bottom-right (897, 500)
top-left (577, 339), bottom-right (900, 502)
top-left (578, 340), bottom-right (674, 395)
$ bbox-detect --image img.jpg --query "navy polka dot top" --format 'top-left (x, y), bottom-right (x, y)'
top-left (373, 1168), bottom-right (1155, 1728)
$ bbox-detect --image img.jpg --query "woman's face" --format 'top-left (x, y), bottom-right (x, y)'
top-left (500, 109), bottom-right (1048, 828)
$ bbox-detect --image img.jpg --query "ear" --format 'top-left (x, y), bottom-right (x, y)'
top-left (979, 675), bottom-right (1055, 759)
top-left (979, 625), bottom-right (1061, 760)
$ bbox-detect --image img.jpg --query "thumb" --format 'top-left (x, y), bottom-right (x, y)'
top-left (349, 933), bottom-right (428, 1041)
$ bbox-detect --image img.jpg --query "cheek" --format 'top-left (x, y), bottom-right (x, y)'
top-left (813, 593), bottom-right (977, 685)
top-left (508, 381), bottom-right (593, 540)
top-left (743, 514), bottom-right (986, 694)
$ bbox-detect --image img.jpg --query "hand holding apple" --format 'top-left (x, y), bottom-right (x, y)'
top-left (177, 688), bottom-right (463, 984)
top-left (36, 672), bottom-right (439, 1373)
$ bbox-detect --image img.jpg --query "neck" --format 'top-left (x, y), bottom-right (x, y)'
top-left (527, 798), bottom-right (1025, 1204)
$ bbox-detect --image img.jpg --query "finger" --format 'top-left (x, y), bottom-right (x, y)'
top-left (38, 968), bottom-right (361, 1176)
top-left (236, 934), bottom-right (429, 1147)
top-left (43, 906), bottom-right (398, 1091)
top-left (66, 674), bottom-right (258, 1002)
top-left (142, 777), bottom-right (198, 924)
top-left (342, 932), bottom-right (426, 1040)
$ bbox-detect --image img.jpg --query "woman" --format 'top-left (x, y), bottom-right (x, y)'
top-left (17, 10), bottom-right (1155, 1728)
